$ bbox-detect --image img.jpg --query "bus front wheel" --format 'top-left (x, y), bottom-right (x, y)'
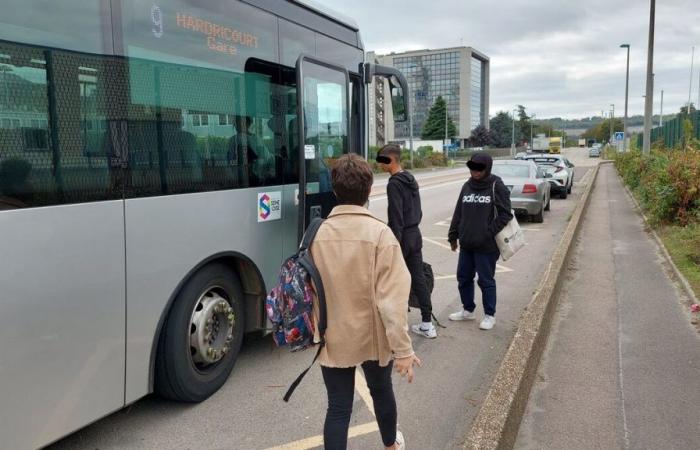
top-left (155, 263), bottom-right (245, 402)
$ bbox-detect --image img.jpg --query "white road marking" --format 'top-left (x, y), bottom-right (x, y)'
top-left (264, 422), bottom-right (379, 450)
top-left (354, 370), bottom-right (375, 417)
top-left (371, 179), bottom-right (465, 202)
top-left (434, 220), bottom-right (451, 227)
top-left (422, 238), bottom-right (513, 273)
top-left (423, 237), bottom-right (453, 250)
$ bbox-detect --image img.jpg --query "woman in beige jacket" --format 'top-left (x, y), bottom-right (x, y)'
top-left (310, 154), bottom-right (421, 450)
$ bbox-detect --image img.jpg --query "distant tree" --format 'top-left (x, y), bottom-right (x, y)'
top-left (421, 96), bottom-right (457, 140)
top-left (489, 111), bottom-right (514, 148)
top-left (582, 118), bottom-right (623, 143)
top-left (679, 103), bottom-right (697, 116)
top-left (467, 124), bottom-right (495, 147)
top-left (516, 105), bottom-right (530, 144)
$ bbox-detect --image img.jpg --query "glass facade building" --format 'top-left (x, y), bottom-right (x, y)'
top-left (369, 47), bottom-right (489, 147)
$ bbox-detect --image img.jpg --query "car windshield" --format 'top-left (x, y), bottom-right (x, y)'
top-left (492, 165), bottom-right (531, 178)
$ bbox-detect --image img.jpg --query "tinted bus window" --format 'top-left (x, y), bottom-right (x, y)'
top-left (124, 57), bottom-right (297, 197)
top-left (279, 19), bottom-right (316, 68)
top-left (0, 43), bottom-right (120, 210)
top-left (315, 34), bottom-right (363, 73)
top-left (0, 0), bottom-right (111, 54)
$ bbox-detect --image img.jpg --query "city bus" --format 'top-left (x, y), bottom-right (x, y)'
top-left (0, 1), bottom-right (407, 448)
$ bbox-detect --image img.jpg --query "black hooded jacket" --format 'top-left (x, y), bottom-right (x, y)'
top-left (386, 170), bottom-right (422, 243)
top-left (448, 153), bottom-right (512, 253)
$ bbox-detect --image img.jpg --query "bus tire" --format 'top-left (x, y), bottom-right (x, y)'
top-left (155, 263), bottom-right (245, 402)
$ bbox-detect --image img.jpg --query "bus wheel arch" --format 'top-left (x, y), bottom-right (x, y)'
top-left (149, 252), bottom-right (266, 401)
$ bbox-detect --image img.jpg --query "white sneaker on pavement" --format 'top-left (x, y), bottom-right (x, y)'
top-left (479, 315), bottom-right (496, 330)
top-left (410, 323), bottom-right (437, 339)
top-left (448, 309), bottom-right (476, 321)
top-left (395, 430), bottom-right (405, 450)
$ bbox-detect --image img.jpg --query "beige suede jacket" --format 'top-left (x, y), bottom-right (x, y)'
top-left (310, 205), bottom-right (414, 368)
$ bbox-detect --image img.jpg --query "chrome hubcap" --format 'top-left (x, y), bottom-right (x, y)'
top-left (189, 288), bottom-right (235, 367)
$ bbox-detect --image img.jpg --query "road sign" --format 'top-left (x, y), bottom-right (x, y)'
top-left (614, 132), bottom-right (625, 142)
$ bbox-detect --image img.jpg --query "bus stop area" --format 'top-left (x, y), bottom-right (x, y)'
top-left (51, 150), bottom-right (596, 449)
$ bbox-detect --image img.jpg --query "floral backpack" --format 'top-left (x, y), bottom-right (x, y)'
top-left (265, 218), bottom-right (327, 401)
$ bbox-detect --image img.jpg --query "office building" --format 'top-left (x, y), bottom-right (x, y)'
top-left (368, 46), bottom-right (489, 149)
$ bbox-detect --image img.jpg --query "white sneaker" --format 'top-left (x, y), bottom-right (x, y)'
top-left (411, 323), bottom-right (437, 339)
top-left (479, 315), bottom-right (496, 330)
top-left (395, 430), bottom-right (405, 450)
top-left (449, 309), bottom-right (476, 321)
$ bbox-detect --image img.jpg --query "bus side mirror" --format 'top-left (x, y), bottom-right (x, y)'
top-left (388, 76), bottom-right (407, 123)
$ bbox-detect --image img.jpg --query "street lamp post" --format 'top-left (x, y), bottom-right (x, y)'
top-left (408, 95), bottom-right (414, 169)
top-left (444, 97), bottom-right (448, 156)
top-left (621, 44), bottom-right (630, 151)
top-left (660, 90), bottom-right (664, 127)
top-left (688, 46), bottom-right (695, 115)
top-left (642, 0), bottom-right (656, 155)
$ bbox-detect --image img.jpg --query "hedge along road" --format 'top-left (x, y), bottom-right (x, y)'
top-left (50, 148), bottom-right (597, 450)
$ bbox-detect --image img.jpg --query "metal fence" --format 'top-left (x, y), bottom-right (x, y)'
top-left (636, 111), bottom-right (700, 149)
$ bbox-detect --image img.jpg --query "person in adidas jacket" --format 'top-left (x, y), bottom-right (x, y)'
top-left (447, 153), bottom-right (512, 330)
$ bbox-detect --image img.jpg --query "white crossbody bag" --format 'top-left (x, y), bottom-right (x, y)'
top-left (492, 182), bottom-right (525, 261)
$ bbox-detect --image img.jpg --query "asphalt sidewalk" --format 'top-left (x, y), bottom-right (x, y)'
top-left (515, 163), bottom-right (700, 449)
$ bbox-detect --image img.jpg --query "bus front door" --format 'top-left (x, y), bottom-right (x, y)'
top-left (295, 56), bottom-right (351, 240)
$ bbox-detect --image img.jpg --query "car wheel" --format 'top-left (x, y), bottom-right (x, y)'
top-left (545, 197), bottom-right (551, 211)
top-left (560, 190), bottom-right (568, 199)
top-left (567, 183), bottom-right (572, 194)
top-left (530, 208), bottom-right (544, 223)
top-left (155, 263), bottom-right (245, 402)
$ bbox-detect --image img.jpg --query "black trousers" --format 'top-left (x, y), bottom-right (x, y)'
top-left (402, 227), bottom-right (432, 322)
top-left (321, 361), bottom-right (396, 449)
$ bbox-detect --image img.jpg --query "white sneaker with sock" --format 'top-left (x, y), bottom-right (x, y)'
top-left (479, 315), bottom-right (496, 330)
top-left (448, 309), bottom-right (476, 321)
top-left (395, 430), bottom-right (405, 450)
top-left (410, 322), bottom-right (437, 339)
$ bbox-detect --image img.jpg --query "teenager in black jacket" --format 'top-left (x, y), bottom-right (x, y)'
top-left (377, 144), bottom-right (436, 339)
top-left (447, 153), bottom-right (512, 330)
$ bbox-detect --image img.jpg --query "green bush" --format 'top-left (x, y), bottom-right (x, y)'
top-left (614, 144), bottom-right (700, 225)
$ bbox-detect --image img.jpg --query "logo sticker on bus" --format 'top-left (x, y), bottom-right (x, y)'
top-left (258, 192), bottom-right (282, 222)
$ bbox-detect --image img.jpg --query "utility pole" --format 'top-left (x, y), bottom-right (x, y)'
top-left (621, 44), bottom-right (630, 151)
top-left (642, 0), bottom-right (655, 155)
top-left (660, 90), bottom-right (664, 127)
top-left (689, 46), bottom-right (695, 115)
top-left (511, 109), bottom-right (516, 157)
top-left (610, 104), bottom-right (615, 145)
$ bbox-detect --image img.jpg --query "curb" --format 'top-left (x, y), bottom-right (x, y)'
top-left (618, 173), bottom-right (699, 306)
top-left (462, 162), bottom-right (602, 450)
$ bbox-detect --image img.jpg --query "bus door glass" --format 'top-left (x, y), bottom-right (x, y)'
top-left (296, 56), bottom-right (350, 239)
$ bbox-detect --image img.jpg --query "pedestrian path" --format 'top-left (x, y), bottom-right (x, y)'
top-left (515, 164), bottom-right (700, 449)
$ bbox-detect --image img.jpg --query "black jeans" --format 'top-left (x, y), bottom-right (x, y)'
top-left (321, 361), bottom-right (396, 449)
top-left (402, 228), bottom-right (432, 322)
top-left (457, 249), bottom-right (499, 316)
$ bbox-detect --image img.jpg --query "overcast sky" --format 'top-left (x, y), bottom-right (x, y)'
top-left (317, 0), bottom-right (700, 120)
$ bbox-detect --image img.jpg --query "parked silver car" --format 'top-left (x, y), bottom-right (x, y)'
top-left (523, 154), bottom-right (575, 199)
top-left (491, 160), bottom-right (551, 223)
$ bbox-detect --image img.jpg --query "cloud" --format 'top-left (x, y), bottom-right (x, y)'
top-left (317, 0), bottom-right (700, 119)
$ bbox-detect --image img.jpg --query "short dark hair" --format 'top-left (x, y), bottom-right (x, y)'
top-left (378, 144), bottom-right (401, 163)
top-left (331, 154), bottom-right (373, 206)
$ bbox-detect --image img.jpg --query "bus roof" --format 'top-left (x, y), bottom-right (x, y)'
top-left (291, 0), bottom-right (360, 31)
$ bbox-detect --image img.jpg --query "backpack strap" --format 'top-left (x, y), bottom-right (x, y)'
top-left (283, 342), bottom-right (324, 402)
top-left (299, 217), bottom-right (324, 251)
top-left (283, 217), bottom-right (327, 402)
